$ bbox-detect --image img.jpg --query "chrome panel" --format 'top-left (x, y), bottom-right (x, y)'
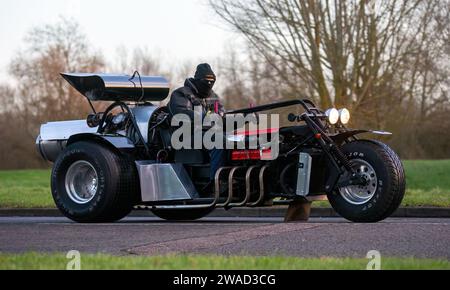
top-left (40, 120), bottom-right (97, 141)
top-left (296, 153), bottom-right (312, 196)
top-left (38, 120), bottom-right (136, 162)
top-left (152, 166), bottom-right (230, 210)
top-left (131, 106), bottom-right (159, 143)
top-left (136, 162), bottom-right (197, 202)
top-left (36, 136), bottom-right (67, 162)
top-left (61, 73), bottom-right (170, 102)
top-left (39, 106), bottom-right (160, 143)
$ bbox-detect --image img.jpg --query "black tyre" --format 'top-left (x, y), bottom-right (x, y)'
top-left (328, 140), bottom-right (405, 223)
top-left (51, 141), bottom-right (138, 223)
top-left (151, 207), bottom-right (214, 221)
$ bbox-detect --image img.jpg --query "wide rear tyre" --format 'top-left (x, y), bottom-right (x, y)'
top-left (51, 141), bottom-right (138, 223)
top-left (151, 207), bottom-right (214, 221)
top-left (328, 140), bottom-right (406, 223)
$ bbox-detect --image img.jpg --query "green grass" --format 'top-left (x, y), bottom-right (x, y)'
top-left (0, 160), bottom-right (449, 209)
top-left (0, 253), bottom-right (449, 270)
top-left (0, 170), bottom-right (54, 208)
top-left (404, 160), bottom-right (450, 191)
top-left (403, 160), bottom-right (450, 207)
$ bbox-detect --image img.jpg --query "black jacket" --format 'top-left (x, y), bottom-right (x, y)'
top-left (168, 78), bottom-right (224, 122)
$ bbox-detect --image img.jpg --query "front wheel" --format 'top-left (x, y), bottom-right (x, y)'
top-left (328, 140), bottom-right (406, 223)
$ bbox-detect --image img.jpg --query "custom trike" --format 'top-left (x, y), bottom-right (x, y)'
top-left (36, 73), bottom-right (405, 223)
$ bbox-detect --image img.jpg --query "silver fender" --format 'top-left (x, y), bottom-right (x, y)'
top-left (37, 119), bottom-right (136, 163)
top-left (37, 133), bottom-right (135, 163)
top-left (330, 129), bottom-right (392, 145)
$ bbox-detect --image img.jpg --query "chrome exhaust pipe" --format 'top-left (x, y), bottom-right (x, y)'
top-left (217, 166), bottom-right (246, 208)
top-left (247, 164), bottom-right (270, 207)
top-left (229, 165), bottom-right (261, 208)
top-left (152, 164), bottom-right (270, 210)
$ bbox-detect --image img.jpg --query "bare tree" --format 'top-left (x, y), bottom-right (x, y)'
top-left (217, 44), bottom-right (301, 109)
top-left (112, 46), bottom-right (165, 76)
top-left (209, 0), bottom-right (449, 111)
top-left (0, 19), bottom-right (105, 169)
top-left (210, 0), bottom-right (450, 158)
top-left (9, 18), bottom-right (105, 123)
top-left (110, 46), bottom-right (176, 107)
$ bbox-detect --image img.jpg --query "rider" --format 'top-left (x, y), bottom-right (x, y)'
top-left (168, 63), bottom-right (225, 192)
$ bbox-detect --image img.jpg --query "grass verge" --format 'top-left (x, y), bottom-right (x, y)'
top-left (0, 253), bottom-right (449, 270)
top-left (0, 170), bottom-right (54, 208)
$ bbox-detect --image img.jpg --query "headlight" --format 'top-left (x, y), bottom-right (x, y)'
top-left (339, 108), bottom-right (351, 125)
top-left (325, 108), bottom-right (340, 125)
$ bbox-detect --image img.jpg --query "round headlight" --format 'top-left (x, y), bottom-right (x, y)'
top-left (339, 108), bottom-right (351, 125)
top-left (325, 108), bottom-right (340, 125)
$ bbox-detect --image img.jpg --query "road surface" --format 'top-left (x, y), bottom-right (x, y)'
top-left (0, 217), bottom-right (449, 259)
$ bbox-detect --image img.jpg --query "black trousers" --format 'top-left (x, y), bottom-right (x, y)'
top-left (209, 149), bottom-right (225, 181)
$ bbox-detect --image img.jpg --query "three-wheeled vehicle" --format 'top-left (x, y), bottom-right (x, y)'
top-left (36, 73), bottom-right (405, 223)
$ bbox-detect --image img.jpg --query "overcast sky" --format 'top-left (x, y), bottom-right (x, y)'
top-left (0, 0), bottom-right (237, 81)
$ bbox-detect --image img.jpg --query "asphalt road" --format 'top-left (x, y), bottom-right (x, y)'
top-left (0, 217), bottom-right (449, 259)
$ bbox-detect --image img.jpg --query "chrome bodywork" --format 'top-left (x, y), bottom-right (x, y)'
top-left (37, 106), bottom-right (160, 162)
top-left (61, 73), bottom-right (170, 102)
top-left (136, 162), bottom-right (198, 202)
top-left (132, 106), bottom-right (159, 143)
top-left (36, 138), bottom-right (67, 163)
top-left (330, 129), bottom-right (392, 145)
top-left (36, 120), bottom-right (97, 162)
top-left (40, 120), bottom-right (98, 140)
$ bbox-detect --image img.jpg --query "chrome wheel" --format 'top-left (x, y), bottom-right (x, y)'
top-left (339, 159), bottom-right (378, 205)
top-left (65, 161), bottom-right (98, 204)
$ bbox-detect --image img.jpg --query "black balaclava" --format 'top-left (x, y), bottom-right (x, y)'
top-left (193, 63), bottom-right (216, 99)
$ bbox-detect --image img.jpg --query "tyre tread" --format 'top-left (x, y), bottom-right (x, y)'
top-left (328, 140), bottom-right (405, 223)
top-left (52, 141), bottom-right (137, 223)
